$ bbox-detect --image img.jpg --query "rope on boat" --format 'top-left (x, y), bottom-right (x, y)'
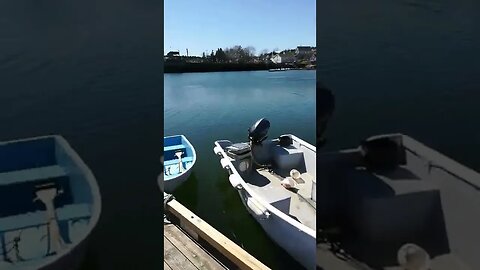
top-left (318, 230), bottom-right (371, 270)
top-left (163, 192), bottom-right (175, 224)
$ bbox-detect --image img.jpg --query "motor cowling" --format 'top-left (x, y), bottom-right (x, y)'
top-left (248, 118), bottom-right (270, 145)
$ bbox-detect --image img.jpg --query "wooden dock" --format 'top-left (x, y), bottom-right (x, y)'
top-left (164, 224), bottom-right (226, 270)
top-left (164, 197), bottom-right (271, 270)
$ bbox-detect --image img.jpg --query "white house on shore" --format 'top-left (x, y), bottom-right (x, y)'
top-left (270, 53), bottom-right (295, 64)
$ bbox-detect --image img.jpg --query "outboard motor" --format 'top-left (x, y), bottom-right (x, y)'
top-left (247, 118), bottom-right (272, 168)
top-left (248, 118), bottom-right (270, 145)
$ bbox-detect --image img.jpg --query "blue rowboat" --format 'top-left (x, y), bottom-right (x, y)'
top-left (162, 135), bottom-right (196, 193)
top-left (0, 135), bottom-right (101, 270)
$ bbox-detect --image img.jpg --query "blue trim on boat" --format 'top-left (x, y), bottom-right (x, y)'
top-left (0, 204), bottom-right (91, 233)
top-left (0, 165), bottom-right (67, 185)
top-left (164, 144), bottom-right (186, 152)
top-left (164, 156), bottom-right (194, 167)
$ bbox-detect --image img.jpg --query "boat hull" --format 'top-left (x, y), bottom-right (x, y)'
top-left (237, 188), bottom-right (316, 270)
top-left (214, 135), bottom-right (316, 270)
top-left (0, 135), bottom-right (101, 270)
top-left (39, 237), bottom-right (88, 270)
top-left (162, 135), bottom-right (196, 193)
top-left (163, 168), bottom-right (193, 193)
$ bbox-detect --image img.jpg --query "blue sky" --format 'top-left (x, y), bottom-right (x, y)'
top-left (164, 0), bottom-right (316, 56)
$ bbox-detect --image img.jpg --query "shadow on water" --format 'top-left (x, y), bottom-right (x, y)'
top-left (78, 247), bottom-right (99, 270)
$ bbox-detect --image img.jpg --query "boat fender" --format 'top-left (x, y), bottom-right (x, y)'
top-left (229, 174), bottom-right (242, 189)
top-left (397, 243), bottom-right (431, 270)
top-left (213, 146), bottom-right (223, 156)
top-left (246, 196), bottom-right (270, 219)
top-left (220, 158), bottom-right (230, 169)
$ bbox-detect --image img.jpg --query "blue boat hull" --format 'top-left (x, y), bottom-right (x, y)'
top-left (0, 135), bottom-right (101, 270)
top-left (162, 135), bottom-right (196, 193)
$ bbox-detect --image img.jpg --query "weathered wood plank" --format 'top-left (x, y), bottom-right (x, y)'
top-left (166, 199), bottom-right (271, 270)
top-left (164, 261), bottom-right (173, 270)
top-left (164, 235), bottom-right (198, 270)
top-left (165, 224), bottom-right (225, 270)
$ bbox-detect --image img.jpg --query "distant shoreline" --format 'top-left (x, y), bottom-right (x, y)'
top-left (164, 62), bottom-right (315, 73)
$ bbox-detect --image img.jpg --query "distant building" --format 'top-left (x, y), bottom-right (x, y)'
top-left (165, 51), bottom-right (181, 63)
top-left (270, 52), bottom-right (295, 64)
top-left (259, 52), bottom-right (274, 63)
top-left (166, 51), bottom-right (180, 57)
top-left (295, 46), bottom-right (315, 61)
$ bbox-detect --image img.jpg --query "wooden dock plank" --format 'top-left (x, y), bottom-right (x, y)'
top-left (164, 235), bottom-right (198, 270)
top-left (165, 224), bottom-right (225, 270)
top-left (164, 261), bottom-right (173, 270)
top-left (166, 199), bottom-right (271, 270)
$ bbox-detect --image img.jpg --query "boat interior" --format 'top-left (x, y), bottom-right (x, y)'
top-left (164, 136), bottom-right (194, 179)
top-left (220, 135), bottom-right (316, 231)
top-left (0, 138), bottom-right (92, 265)
top-left (316, 134), bottom-right (480, 270)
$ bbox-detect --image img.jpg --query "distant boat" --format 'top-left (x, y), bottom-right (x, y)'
top-left (214, 118), bottom-right (316, 270)
top-left (268, 67), bottom-right (291, 72)
top-left (162, 135), bottom-right (196, 193)
top-left (268, 67), bottom-right (306, 72)
top-left (0, 135), bottom-right (101, 270)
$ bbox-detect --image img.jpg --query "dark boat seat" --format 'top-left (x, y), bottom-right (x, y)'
top-left (0, 203), bottom-right (91, 233)
top-left (0, 165), bottom-right (67, 186)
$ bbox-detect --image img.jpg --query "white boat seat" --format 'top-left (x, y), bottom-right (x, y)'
top-left (0, 203), bottom-right (91, 233)
top-left (163, 156), bottom-right (193, 166)
top-left (164, 145), bottom-right (186, 152)
top-left (0, 165), bottom-right (67, 185)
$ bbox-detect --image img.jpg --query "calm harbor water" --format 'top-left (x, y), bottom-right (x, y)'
top-left (164, 70), bottom-right (316, 269)
top-left (0, 0), bottom-right (163, 269)
top-left (319, 0), bottom-right (480, 171)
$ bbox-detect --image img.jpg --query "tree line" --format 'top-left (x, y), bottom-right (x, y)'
top-left (202, 45), bottom-right (259, 63)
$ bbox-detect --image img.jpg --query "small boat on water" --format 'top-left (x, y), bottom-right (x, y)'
top-left (268, 67), bottom-right (293, 72)
top-left (162, 135), bottom-right (196, 193)
top-left (316, 133), bottom-right (480, 270)
top-left (214, 118), bottom-right (316, 270)
top-left (0, 135), bottom-right (101, 270)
